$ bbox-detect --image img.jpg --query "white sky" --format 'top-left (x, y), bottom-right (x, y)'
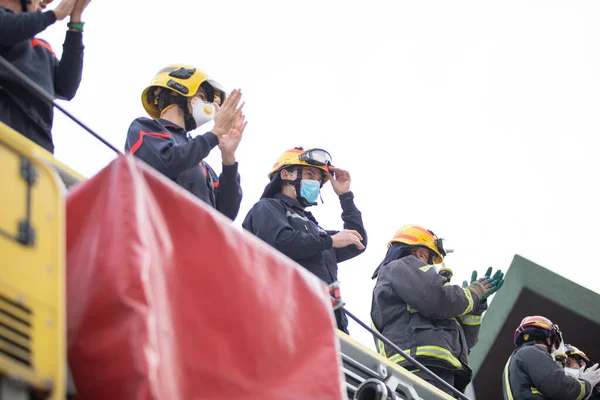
top-left (40, 0), bottom-right (600, 349)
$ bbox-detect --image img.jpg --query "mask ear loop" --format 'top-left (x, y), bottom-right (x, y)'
top-left (319, 169), bottom-right (327, 204)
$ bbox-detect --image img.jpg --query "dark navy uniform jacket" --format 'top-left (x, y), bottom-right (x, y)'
top-left (0, 7), bottom-right (84, 152)
top-left (125, 117), bottom-right (242, 221)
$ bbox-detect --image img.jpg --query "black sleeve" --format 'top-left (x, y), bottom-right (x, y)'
top-left (519, 346), bottom-right (591, 400)
top-left (211, 162), bottom-right (243, 221)
top-left (381, 257), bottom-right (478, 318)
top-left (125, 118), bottom-right (219, 179)
top-left (54, 31), bottom-right (84, 100)
top-left (331, 191), bottom-right (368, 262)
top-left (459, 300), bottom-right (488, 349)
top-left (242, 199), bottom-right (333, 261)
top-left (0, 9), bottom-right (56, 46)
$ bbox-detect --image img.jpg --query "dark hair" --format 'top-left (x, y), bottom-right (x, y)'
top-left (156, 89), bottom-right (187, 113)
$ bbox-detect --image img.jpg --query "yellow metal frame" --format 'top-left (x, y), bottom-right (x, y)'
top-left (337, 331), bottom-right (455, 399)
top-left (0, 122), bottom-right (79, 399)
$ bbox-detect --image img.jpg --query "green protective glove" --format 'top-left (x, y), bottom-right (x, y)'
top-left (483, 266), bottom-right (493, 280)
top-left (463, 270), bottom-right (478, 288)
top-left (480, 268), bottom-right (504, 302)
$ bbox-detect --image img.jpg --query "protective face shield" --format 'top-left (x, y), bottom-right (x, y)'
top-left (190, 98), bottom-right (215, 128)
top-left (299, 179), bottom-right (321, 205)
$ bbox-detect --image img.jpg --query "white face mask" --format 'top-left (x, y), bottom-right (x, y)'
top-left (190, 98), bottom-right (215, 128)
top-left (564, 367), bottom-right (580, 378)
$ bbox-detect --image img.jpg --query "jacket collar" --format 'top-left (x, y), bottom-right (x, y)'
top-left (156, 118), bottom-right (186, 134)
top-left (273, 193), bottom-right (302, 209)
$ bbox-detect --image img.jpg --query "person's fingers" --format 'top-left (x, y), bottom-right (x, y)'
top-left (484, 266), bottom-right (492, 278)
top-left (347, 229), bottom-right (363, 241)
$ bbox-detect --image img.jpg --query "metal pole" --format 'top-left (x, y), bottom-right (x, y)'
top-left (344, 308), bottom-right (472, 400)
top-left (0, 55), bottom-right (122, 155)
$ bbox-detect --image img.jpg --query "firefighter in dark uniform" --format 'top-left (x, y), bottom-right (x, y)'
top-left (0, 0), bottom-right (90, 153)
top-left (125, 64), bottom-right (246, 221)
top-left (370, 224), bottom-right (504, 397)
top-left (242, 147), bottom-right (367, 334)
top-left (562, 344), bottom-right (600, 399)
top-left (503, 316), bottom-right (600, 400)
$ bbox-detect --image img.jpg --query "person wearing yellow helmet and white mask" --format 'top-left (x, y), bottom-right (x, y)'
top-left (125, 64), bottom-right (247, 221)
top-left (242, 147), bottom-right (367, 333)
top-left (370, 225), bottom-right (504, 396)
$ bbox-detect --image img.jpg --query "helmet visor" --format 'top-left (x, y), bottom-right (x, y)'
top-left (299, 148), bottom-right (332, 167)
top-left (434, 238), bottom-right (447, 257)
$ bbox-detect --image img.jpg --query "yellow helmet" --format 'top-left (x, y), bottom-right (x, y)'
top-left (387, 224), bottom-right (446, 264)
top-left (268, 147), bottom-right (332, 184)
top-left (141, 64), bottom-right (226, 119)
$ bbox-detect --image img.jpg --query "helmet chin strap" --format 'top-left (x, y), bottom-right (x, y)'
top-left (281, 166), bottom-right (312, 207)
top-left (182, 101), bottom-right (196, 131)
top-left (21, 0), bottom-right (31, 11)
top-left (428, 252), bottom-right (436, 265)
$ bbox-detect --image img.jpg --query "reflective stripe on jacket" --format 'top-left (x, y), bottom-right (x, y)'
top-left (370, 256), bottom-right (485, 375)
top-left (502, 342), bottom-right (591, 400)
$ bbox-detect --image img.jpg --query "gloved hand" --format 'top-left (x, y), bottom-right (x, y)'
top-left (467, 278), bottom-right (494, 300)
top-left (481, 267), bottom-right (504, 302)
top-left (463, 267), bottom-right (505, 302)
top-left (462, 270), bottom-right (478, 288)
top-left (580, 364), bottom-right (600, 388)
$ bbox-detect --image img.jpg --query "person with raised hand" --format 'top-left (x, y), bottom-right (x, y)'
top-left (125, 64), bottom-right (246, 221)
top-left (370, 225), bottom-right (496, 396)
top-left (0, 0), bottom-right (91, 153)
top-left (242, 147), bottom-right (367, 334)
top-left (462, 267), bottom-right (505, 303)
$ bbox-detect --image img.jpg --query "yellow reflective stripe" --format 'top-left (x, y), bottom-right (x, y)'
top-left (460, 314), bottom-right (482, 326)
top-left (377, 339), bottom-right (386, 357)
top-left (419, 265), bottom-right (435, 272)
top-left (415, 346), bottom-right (462, 369)
top-left (530, 387), bottom-right (544, 396)
top-left (576, 379), bottom-right (586, 400)
top-left (389, 353), bottom-right (406, 363)
top-left (389, 349), bottom-right (411, 364)
top-left (370, 318), bottom-right (387, 357)
top-left (504, 356), bottom-right (515, 400)
top-left (461, 288), bottom-right (474, 316)
top-left (407, 304), bottom-right (418, 313)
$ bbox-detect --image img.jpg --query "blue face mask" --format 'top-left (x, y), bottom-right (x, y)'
top-left (299, 179), bottom-right (320, 205)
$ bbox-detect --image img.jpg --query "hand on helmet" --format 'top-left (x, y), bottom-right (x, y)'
top-left (580, 363), bottom-right (600, 388)
top-left (213, 89), bottom-right (244, 139)
top-left (328, 167), bottom-right (351, 195)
